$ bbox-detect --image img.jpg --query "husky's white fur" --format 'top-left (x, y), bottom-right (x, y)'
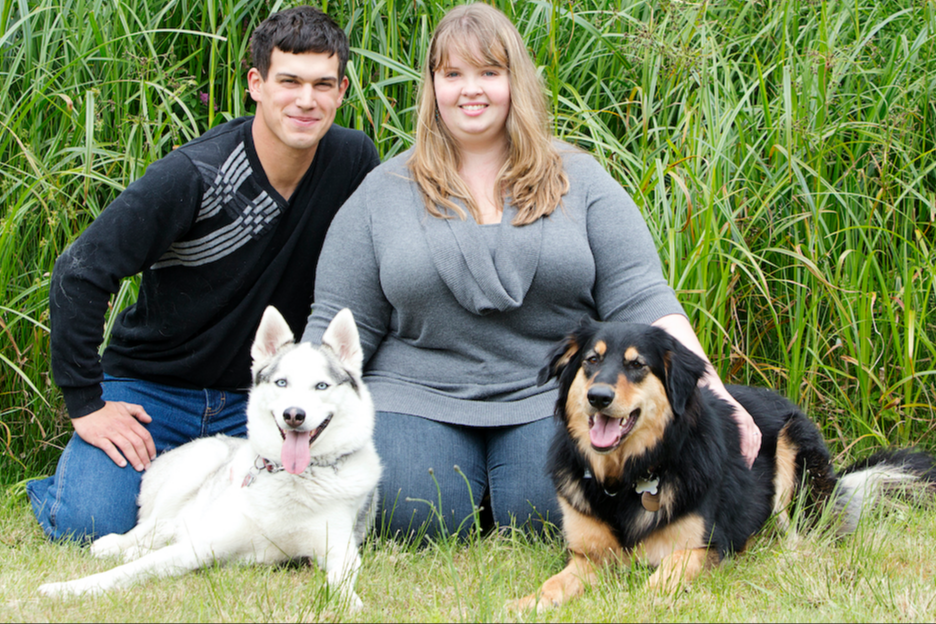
top-left (39, 307), bottom-right (382, 610)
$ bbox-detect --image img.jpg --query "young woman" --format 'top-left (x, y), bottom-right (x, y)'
top-left (303, 3), bottom-right (761, 541)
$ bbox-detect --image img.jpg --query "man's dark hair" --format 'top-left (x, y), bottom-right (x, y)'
top-left (250, 6), bottom-right (349, 80)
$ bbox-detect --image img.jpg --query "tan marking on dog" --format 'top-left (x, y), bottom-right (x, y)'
top-left (558, 496), bottom-right (623, 558)
top-left (646, 547), bottom-right (719, 593)
top-left (594, 340), bottom-right (607, 358)
top-left (509, 550), bottom-right (600, 614)
top-left (553, 338), bottom-right (580, 374)
top-left (565, 368), bottom-right (596, 459)
top-left (614, 374), bottom-right (672, 460)
top-left (588, 450), bottom-right (626, 484)
top-left (556, 471), bottom-right (592, 516)
top-left (511, 497), bottom-right (626, 613)
top-left (629, 507), bottom-right (659, 535)
top-left (636, 512), bottom-right (707, 567)
top-left (772, 424), bottom-right (799, 531)
top-left (657, 480), bottom-right (677, 519)
top-left (624, 346), bottom-right (640, 363)
top-left (638, 513), bottom-right (715, 593)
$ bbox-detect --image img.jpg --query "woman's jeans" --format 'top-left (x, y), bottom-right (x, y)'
top-left (374, 411), bottom-right (561, 542)
top-left (27, 376), bottom-right (248, 543)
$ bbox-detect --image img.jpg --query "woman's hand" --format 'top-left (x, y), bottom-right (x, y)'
top-left (707, 384), bottom-right (762, 468)
top-left (652, 314), bottom-right (762, 468)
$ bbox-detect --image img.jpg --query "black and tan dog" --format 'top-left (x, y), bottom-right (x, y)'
top-left (514, 319), bottom-right (936, 611)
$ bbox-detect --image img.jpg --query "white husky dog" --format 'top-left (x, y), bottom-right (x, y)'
top-left (39, 306), bottom-right (382, 609)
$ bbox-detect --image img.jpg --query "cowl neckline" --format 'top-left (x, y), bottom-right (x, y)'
top-left (421, 202), bottom-right (543, 315)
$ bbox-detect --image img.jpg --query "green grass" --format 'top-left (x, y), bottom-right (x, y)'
top-left (3, 483), bottom-right (936, 622)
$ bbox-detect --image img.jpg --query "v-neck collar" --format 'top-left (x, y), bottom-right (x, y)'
top-left (243, 117), bottom-right (321, 206)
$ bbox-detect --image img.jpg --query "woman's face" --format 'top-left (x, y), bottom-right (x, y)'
top-left (433, 48), bottom-right (511, 153)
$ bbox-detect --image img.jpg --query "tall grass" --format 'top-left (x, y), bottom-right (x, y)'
top-left (2, 0), bottom-right (935, 484)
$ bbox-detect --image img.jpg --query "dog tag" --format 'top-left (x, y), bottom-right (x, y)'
top-left (635, 476), bottom-right (658, 495)
top-left (635, 476), bottom-right (660, 512)
top-left (641, 491), bottom-right (661, 512)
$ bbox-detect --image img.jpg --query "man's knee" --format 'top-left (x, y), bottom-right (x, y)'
top-left (29, 434), bottom-right (142, 543)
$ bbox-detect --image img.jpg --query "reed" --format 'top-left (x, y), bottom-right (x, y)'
top-left (2, 0), bottom-right (935, 484)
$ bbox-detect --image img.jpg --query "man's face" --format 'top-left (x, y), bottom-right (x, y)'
top-left (248, 48), bottom-right (349, 155)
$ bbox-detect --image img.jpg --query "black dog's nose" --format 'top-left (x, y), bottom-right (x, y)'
top-left (283, 407), bottom-right (306, 428)
top-left (587, 385), bottom-right (615, 409)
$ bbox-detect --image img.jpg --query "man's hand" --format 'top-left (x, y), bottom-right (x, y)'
top-left (72, 402), bottom-right (156, 471)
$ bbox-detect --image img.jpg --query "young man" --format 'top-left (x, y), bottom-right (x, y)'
top-left (28, 6), bottom-right (380, 542)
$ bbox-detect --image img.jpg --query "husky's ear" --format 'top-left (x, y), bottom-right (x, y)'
top-left (322, 308), bottom-right (363, 376)
top-left (661, 333), bottom-right (707, 416)
top-left (251, 306), bottom-right (295, 366)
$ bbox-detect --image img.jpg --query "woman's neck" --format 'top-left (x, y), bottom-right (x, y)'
top-left (458, 142), bottom-right (508, 225)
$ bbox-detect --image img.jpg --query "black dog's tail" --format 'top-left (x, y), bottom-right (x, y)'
top-left (832, 448), bottom-right (936, 534)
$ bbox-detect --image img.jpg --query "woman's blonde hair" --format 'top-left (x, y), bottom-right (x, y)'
top-left (408, 3), bottom-right (568, 226)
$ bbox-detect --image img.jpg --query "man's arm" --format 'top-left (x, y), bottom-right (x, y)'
top-left (50, 152), bottom-right (200, 468)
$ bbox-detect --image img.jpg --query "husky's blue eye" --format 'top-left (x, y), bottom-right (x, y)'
top-left (275, 379), bottom-right (287, 387)
top-left (315, 382), bottom-right (330, 391)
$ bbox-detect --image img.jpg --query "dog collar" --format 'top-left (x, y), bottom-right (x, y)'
top-left (241, 456), bottom-right (281, 487)
top-left (582, 465), bottom-right (662, 511)
top-left (581, 466), bottom-right (626, 498)
top-left (241, 453), bottom-right (351, 488)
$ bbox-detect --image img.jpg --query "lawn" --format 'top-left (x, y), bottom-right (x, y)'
top-left (3, 483), bottom-right (936, 622)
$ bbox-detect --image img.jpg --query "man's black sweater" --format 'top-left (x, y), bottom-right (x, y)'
top-left (50, 116), bottom-right (379, 419)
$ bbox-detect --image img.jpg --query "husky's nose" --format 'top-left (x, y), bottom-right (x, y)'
top-left (283, 407), bottom-right (306, 428)
top-left (587, 385), bottom-right (615, 409)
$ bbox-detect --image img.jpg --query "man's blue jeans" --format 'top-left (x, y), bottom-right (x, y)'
top-left (374, 411), bottom-right (561, 542)
top-left (27, 376), bottom-right (248, 543)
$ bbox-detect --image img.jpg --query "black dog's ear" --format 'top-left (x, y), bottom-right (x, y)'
top-left (538, 334), bottom-right (581, 386)
top-left (662, 333), bottom-right (708, 416)
top-left (538, 317), bottom-right (597, 386)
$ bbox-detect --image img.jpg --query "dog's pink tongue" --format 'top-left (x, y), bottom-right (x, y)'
top-left (281, 430), bottom-right (313, 474)
top-left (590, 413), bottom-right (621, 449)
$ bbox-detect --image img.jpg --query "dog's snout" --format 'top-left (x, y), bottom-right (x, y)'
top-left (283, 407), bottom-right (306, 428)
top-left (587, 385), bottom-right (615, 410)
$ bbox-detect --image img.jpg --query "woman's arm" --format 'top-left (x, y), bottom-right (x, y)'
top-left (652, 313), bottom-right (762, 467)
top-left (301, 182), bottom-right (392, 365)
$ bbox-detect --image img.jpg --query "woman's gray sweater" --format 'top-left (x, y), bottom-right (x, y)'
top-left (302, 145), bottom-right (686, 426)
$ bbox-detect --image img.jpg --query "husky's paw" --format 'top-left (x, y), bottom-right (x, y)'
top-left (38, 579), bottom-right (105, 598)
top-left (89, 533), bottom-right (124, 559)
